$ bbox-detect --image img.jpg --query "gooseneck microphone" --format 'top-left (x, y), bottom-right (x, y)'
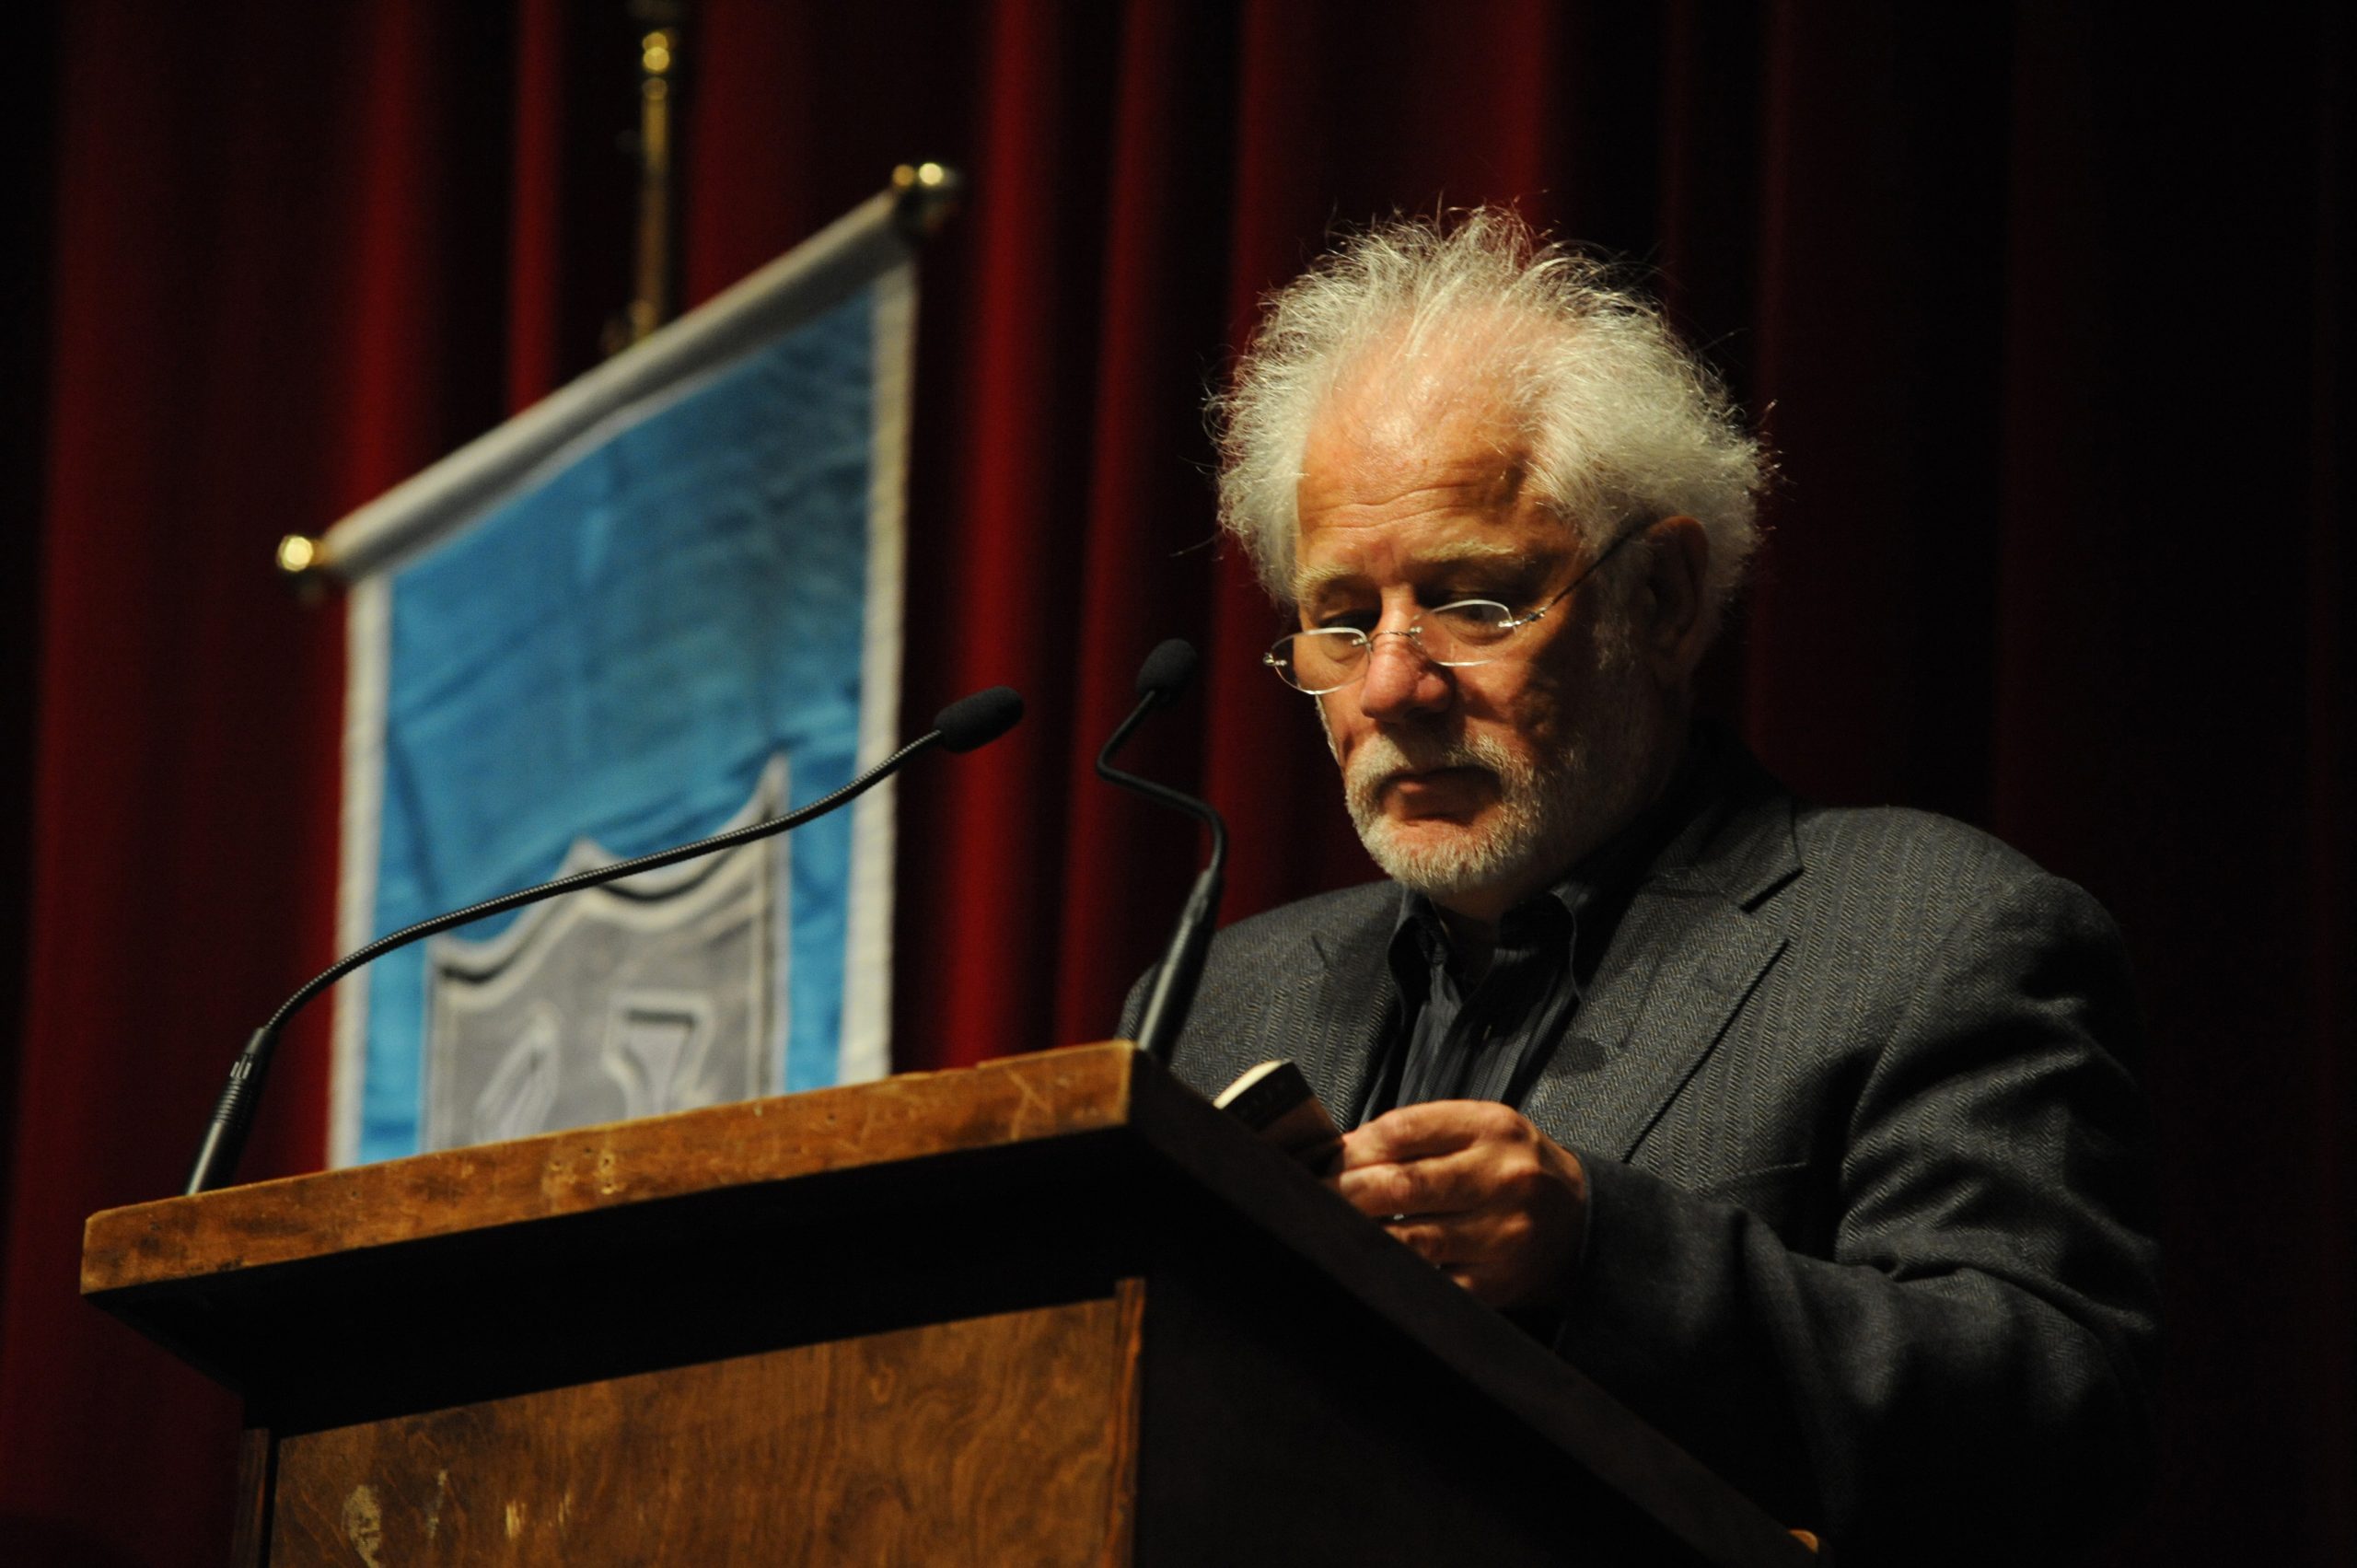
top-left (1095, 639), bottom-right (1227, 1064)
top-left (183, 685), bottom-right (1025, 1195)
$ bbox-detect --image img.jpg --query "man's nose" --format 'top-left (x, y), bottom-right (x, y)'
top-left (1355, 629), bottom-right (1452, 720)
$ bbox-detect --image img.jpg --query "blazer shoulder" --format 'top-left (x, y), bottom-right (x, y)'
top-left (1124, 878), bottom-right (1400, 1101)
top-left (1769, 801), bottom-right (2129, 989)
top-left (1787, 802), bottom-right (2091, 908)
top-left (1203, 878), bottom-right (1398, 973)
top-left (1672, 736), bottom-right (2101, 926)
top-left (1117, 879), bottom-right (1395, 1041)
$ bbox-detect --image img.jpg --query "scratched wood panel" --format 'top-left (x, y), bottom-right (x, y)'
top-left (267, 1290), bottom-right (1144, 1567)
top-left (230, 1427), bottom-right (270, 1568)
top-left (85, 1042), bottom-right (1137, 1295)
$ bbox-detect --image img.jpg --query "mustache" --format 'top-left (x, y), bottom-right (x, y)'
top-left (1342, 731), bottom-right (1525, 817)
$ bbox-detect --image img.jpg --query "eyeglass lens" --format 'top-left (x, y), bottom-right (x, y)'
top-left (1271, 600), bottom-right (1522, 691)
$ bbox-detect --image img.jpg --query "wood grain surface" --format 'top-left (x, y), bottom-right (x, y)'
top-left (266, 1293), bottom-right (1143, 1566)
top-left (84, 1042), bottom-right (1137, 1295)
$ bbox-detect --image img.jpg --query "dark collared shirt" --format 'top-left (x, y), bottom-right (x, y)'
top-left (1357, 746), bottom-right (1706, 1127)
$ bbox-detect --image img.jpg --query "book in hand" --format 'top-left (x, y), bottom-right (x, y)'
top-left (1213, 1059), bottom-right (1343, 1177)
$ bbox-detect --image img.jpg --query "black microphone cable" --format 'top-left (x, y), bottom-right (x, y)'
top-left (184, 686), bottom-right (1024, 1194)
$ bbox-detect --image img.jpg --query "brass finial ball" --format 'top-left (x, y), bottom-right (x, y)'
top-left (275, 534), bottom-right (321, 575)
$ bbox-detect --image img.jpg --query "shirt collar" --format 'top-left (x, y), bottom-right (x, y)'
top-left (1383, 726), bottom-right (1714, 969)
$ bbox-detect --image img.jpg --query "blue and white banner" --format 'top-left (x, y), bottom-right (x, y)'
top-left (324, 192), bottom-right (915, 1167)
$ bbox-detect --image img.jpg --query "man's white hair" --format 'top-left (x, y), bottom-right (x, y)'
top-left (1212, 209), bottom-right (1770, 628)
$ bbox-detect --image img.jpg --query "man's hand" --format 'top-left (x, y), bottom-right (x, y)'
top-left (1331, 1100), bottom-right (1588, 1310)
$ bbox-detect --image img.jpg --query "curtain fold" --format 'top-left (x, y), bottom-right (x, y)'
top-left (3, 3), bottom-right (2348, 1563)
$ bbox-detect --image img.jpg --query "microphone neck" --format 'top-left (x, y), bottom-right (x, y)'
top-left (1095, 721), bottom-right (1229, 868)
top-left (1095, 687), bottom-right (1230, 1063)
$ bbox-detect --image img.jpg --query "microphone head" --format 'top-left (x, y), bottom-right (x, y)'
top-left (933, 686), bottom-right (1025, 753)
top-left (1136, 638), bottom-right (1199, 705)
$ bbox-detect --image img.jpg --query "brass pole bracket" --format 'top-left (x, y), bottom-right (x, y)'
top-left (890, 161), bottom-right (965, 241)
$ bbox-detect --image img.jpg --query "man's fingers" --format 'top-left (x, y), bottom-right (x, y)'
top-left (1336, 1142), bottom-right (1500, 1217)
top-left (1339, 1098), bottom-right (1527, 1167)
top-left (1331, 1102), bottom-right (1585, 1311)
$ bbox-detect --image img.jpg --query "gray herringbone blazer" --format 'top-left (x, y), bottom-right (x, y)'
top-left (1124, 741), bottom-right (2160, 1563)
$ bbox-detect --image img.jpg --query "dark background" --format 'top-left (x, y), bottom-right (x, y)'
top-left (1, 3), bottom-right (2349, 1563)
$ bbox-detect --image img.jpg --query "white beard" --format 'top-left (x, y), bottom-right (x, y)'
top-left (1340, 661), bottom-right (1662, 902)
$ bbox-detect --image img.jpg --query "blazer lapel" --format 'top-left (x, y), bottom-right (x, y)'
top-left (1523, 890), bottom-right (1786, 1161)
top-left (1295, 923), bottom-right (1396, 1124)
top-left (1520, 749), bottom-right (1802, 1163)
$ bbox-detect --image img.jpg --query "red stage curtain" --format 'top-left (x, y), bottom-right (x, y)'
top-left (1, 4), bottom-right (2348, 1564)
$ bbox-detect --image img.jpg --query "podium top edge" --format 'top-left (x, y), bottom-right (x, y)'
top-left (85, 1042), bottom-right (1151, 1298)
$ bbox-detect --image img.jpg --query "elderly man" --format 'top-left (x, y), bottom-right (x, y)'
top-left (1127, 212), bottom-right (2159, 1562)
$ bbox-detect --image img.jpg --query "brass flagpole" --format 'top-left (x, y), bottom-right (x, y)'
top-left (611, 0), bottom-right (687, 354)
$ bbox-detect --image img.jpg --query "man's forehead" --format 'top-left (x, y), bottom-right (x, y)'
top-left (1295, 333), bottom-right (1541, 520)
top-left (1312, 349), bottom-right (1524, 453)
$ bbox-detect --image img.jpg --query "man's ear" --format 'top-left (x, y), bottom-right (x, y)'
top-left (1638, 515), bottom-right (1711, 683)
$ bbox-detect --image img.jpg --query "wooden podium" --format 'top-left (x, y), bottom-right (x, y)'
top-left (84, 1042), bottom-right (1809, 1565)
